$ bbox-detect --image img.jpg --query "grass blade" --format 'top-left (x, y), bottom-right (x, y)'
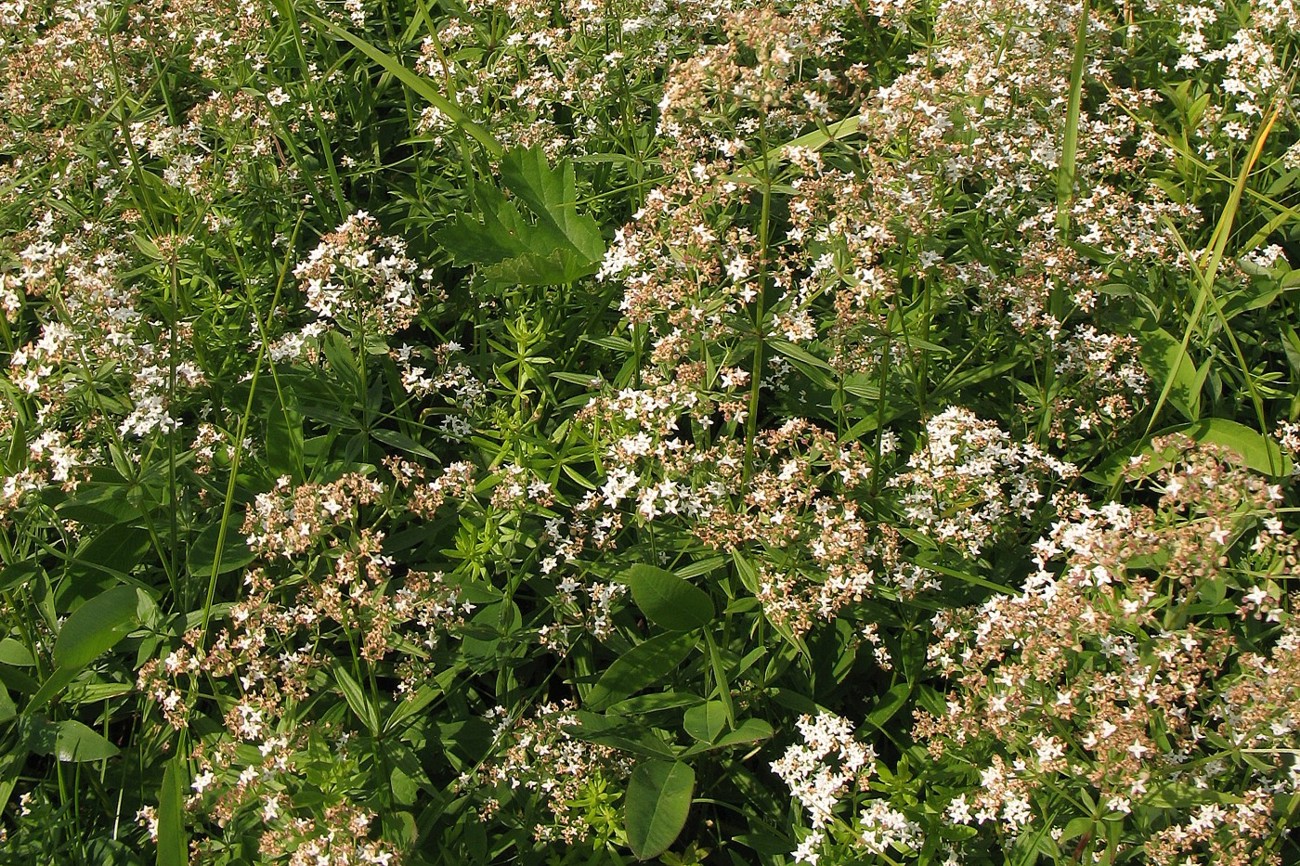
top-left (305, 12), bottom-right (502, 159)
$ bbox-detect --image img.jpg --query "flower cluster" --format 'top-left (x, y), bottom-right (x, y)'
top-left (914, 438), bottom-right (1298, 862)
top-left (890, 407), bottom-right (1077, 557)
top-left (293, 212), bottom-right (436, 338)
top-left (465, 703), bottom-right (635, 845)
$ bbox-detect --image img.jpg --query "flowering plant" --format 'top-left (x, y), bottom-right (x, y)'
top-left (0, 0), bottom-right (1297, 863)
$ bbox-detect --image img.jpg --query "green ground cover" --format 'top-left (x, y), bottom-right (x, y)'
top-left (0, 0), bottom-right (1299, 862)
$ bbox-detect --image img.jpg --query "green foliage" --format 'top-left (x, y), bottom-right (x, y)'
top-left (620, 565), bottom-right (715, 632)
top-left (436, 146), bottom-right (606, 287)
top-left (625, 761), bottom-right (696, 861)
top-left (0, 0), bottom-right (1297, 863)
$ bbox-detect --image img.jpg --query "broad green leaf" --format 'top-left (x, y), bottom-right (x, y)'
top-left (586, 632), bottom-right (696, 711)
top-left (713, 717), bottom-right (773, 748)
top-left (157, 758), bottom-right (188, 866)
top-left (57, 481), bottom-right (142, 526)
top-left (390, 765), bottom-right (418, 806)
top-left (0, 748), bottom-right (21, 818)
top-left (0, 562), bottom-right (39, 594)
top-left (319, 330), bottom-right (360, 387)
top-left (683, 717), bottom-right (774, 755)
top-left (25, 668), bottom-right (75, 711)
top-left (733, 827), bottom-right (797, 856)
top-left (1184, 418), bottom-right (1291, 475)
top-left (683, 701), bottom-right (728, 743)
top-left (73, 525), bottom-right (153, 580)
top-left (622, 565), bottom-right (714, 632)
top-left (0, 685), bottom-right (14, 724)
top-left (53, 585), bottom-right (140, 671)
top-left (499, 146), bottom-right (605, 263)
top-left (567, 712), bottom-right (680, 759)
top-left (0, 639), bottom-right (33, 667)
top-left (265, 399), bottom-right (305, 480)
top-left (731, 550), bottom-right (760, 596)
top-left (49, 720), bottom-right (119, 762)
top-left (1088, 418), bottom-right (1291, 485)
top-left (582, 334), bottom-right (634, 352)
top-left (625, 760), bottom-right (695, 861)
top-left (186, 522), bottom-right (255, 578)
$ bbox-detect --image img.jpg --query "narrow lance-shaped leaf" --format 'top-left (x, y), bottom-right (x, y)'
top-left (585, 631), bottom-right (696, 711)
top-left (304, 11), bottom-right (502, 157)
top-left (157, 758), bottom-right (188, 866)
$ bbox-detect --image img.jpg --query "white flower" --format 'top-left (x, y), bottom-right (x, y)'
top-left (792, 830), bottom-right (824, 864)
top-left (192, 770), bottom-right (215, 794)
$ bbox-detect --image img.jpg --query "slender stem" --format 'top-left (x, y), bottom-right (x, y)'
top-left (744, 112), bottom-right (773, 482)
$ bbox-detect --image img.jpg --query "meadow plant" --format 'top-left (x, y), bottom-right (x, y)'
top-left (0, 0), bottom-right (1298, 863)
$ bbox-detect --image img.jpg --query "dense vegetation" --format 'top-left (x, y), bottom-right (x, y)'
top-left (0, 0), bottom-right (1299, 863)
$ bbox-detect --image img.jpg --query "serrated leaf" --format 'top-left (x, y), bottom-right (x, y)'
top-left (625, 760), bottom-right (695, 860)
top-left (621, 565), bottom-right (714, 632)
top-left (438, 188), bottom-right (536, 265)
top-left (481, 248), bottom-right (601, 286)
top-left (499, 146), bottom-right (605, 263)
top-left (436, 146), bottom-right (604, 287)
